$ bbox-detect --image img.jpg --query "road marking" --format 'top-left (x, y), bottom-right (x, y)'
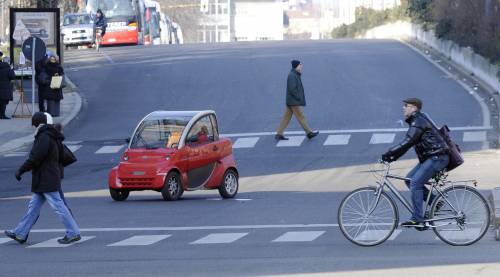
top-left (108, 235), bottom-right (171, 246)
top-left (0, 224), bottom-right (352, 233)
top-left (355, 230), bottom-right (399, 241)
top-left (3, 153), bottom-right (27, 157)
top-left (28, 236), bottom-right (95, 248)
top-left (323, 134), bottom-right (351, 146)
top-left (277, 136), bottom-right (304, 147)
top-left (220, 126), bottom-right (492, 138)
top-left (206, 198), bottom-right (252, 201)
top-left (0, 238), bottom-right (11, 244)
top-left (232, 137), bottom-right (259, 148)
top-left (272, 231), bottom-right (325, 242)
top-left (191, 233), bottom-right (248, 244)
top-left (370, 133), bottom-right (396, 144)
top-left (95, 145), bottom-right (125, 154)
top-left (463, 131), bottom-right (487, 142)
top-left (67, 145), bottom-right (82, 153)
top-left (65, 141), bottom-right (83, 145)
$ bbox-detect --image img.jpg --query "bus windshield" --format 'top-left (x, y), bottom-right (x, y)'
top-left (86, 0), bottom-right (136, 18)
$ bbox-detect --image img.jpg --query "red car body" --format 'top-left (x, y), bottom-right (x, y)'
top-left (108, 111), bottom-right (239, 201)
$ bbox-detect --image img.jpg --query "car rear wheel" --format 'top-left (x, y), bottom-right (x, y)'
top-left (218, 169), bottom-right (238, 198)
top-left (162, 171), bottom-right (183, 201)
top-left (110, 188), bottom-right (129, 201)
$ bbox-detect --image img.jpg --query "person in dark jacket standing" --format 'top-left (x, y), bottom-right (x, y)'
top-left (0, 52), bottom-right (16, 119)
top-left (35, 53), bottom-right (49, 112)
top-left (381, 98), bottom-right (449, 228)
top-left (275, 60), bottom-right (319, 140)
top-left (40, 54), bottom-right (64, 117)
top-left (4, 112), bottom-right (81, 245)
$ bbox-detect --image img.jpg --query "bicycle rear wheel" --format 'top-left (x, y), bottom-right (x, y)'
top-left (431, 185), bottom-right (490, 246)
top-left (338, 187), bottom-right (398, 246)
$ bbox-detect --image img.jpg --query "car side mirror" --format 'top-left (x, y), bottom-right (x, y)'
top-left (187, 135), bottom-right (199, 143)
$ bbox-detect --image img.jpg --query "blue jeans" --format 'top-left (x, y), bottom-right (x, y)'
top-left (405, 155), bottom-right (449, 222)
top-left (13, 192), bottom-right (80, 240)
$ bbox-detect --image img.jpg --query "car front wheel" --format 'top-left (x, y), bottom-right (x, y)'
top-left (162, 171), bottom-right (183, 201)
top-left (110, 188), bottom-right (129, 201)
top-left (218, 169), bottom-right (238, 198)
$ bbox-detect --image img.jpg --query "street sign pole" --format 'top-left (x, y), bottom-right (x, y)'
top-left (31, 38), bottom-right (36, 115)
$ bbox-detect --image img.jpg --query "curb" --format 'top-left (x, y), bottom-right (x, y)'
top-left (0, 75), bottom-right (82, 153)
top-left (490, 187), bottom-right (500, 241)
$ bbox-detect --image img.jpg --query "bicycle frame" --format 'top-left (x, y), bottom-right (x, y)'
top-left (369, 163), bottom-right (463, 226)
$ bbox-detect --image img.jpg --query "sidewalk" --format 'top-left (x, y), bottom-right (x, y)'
top-left (0, 77), bottom-right (82, 153)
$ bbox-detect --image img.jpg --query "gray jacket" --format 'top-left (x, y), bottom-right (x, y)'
top-left (286, 69), bottom-right (305, 106)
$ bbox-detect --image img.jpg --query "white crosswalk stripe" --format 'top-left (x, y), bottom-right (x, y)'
top-left (28, 236), bottom-right (95, 248)
top-left (95, 145), bottom-right (125, 154)
top-left (190, 233), bottom-right (248, 244)
top-left (232, 137), bottom-right (259, 148)
top-left (67, 145), bottom-right (82, 153)
top-left (0, 238), bottom-right (11, 244)
top-left (463, 131), bottom-right (487, 142)
top-left (277, 136), bottom-right (304, 147)
top-left (323, 135), bottom-right (351, 146)
top-left (272, 231), bottom-right (325, 242)
top-left (369, 133), bottom-right (396, 144)
top-left (108, 235), bottom-right (171, 246)
top-left (3, 153), bottom-right (28, 157)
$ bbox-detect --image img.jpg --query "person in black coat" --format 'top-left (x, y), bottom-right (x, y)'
top-left (0, 52), bottom-right (16, 119)
top-left (35, 54), bottom-right (49, 112)
top-left (4, 112), bottom-right (81, 245)
top-left (39, 54), bottom-right (64, 117)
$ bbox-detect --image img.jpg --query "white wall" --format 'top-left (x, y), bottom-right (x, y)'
top-left (234, 0), bottom-right (283, 41)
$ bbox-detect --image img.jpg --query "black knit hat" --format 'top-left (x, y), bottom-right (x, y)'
top-left (403, 98), bottom-right (423, 110)
top-left (31, 112), bottom-right (47, 127)
top-left (291, 60), bottom-right (301, 69)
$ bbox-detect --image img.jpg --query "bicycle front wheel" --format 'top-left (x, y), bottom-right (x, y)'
top-left (338, 187), bottom-right (398, 246)
top-left (431, 185), bottom-right (490, 246)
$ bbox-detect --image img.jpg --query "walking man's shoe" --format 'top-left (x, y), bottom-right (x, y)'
top-left (57, 235), bottom-right (81, 244)
top-left (275, 134), bottom-right (289, 141)
top-left (307, 131), bottom-right (319, 139)
top-left (4, 230), bottom-right (26, 244)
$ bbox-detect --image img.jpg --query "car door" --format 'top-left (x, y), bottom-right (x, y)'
top-left (185, 115), bottom-right (219, 189)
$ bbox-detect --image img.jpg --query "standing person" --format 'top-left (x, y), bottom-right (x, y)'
top-left (0, 51), bottom-right (16, 119)
top-left (42, 54), bottom-right (64, 117)
top-left (35, 53), bottom-right (49, 112)
top-left (4, 112), bottom-right (81, 244)
top-left (381, 98), bottom-right (449, 228)
top-left (275, 60), bottom-right (319, 141)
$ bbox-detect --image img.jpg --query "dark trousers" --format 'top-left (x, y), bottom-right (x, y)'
top-left (37, 89), bottom-right (45, 112)
top-left (0, 100), bottom-right (8, 117)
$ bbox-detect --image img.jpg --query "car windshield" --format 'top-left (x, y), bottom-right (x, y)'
top-left (130, 117), bottom-right (191, 149)
top-left (63, 14), bottom-right (92, 26)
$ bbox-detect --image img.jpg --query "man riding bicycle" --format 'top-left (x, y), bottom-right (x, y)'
top-left (94, 9), bottom-right (107, 39)
top-left (381, 98), bottom-right (449, 228)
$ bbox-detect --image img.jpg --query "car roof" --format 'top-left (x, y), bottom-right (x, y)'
top-left (143, 110), bottom-right (215, 121)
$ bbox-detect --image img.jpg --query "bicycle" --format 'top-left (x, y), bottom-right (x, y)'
top-left (338, 161), bottom-right (490, 246)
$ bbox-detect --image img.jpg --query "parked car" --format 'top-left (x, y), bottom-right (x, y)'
top-left (108, 110), bottom-right (239, 201)
top-left (61, 13), bottom-right (94, 48)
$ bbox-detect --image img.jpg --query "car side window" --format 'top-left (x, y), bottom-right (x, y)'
top-left (186, 116), bottom-right (214, 147)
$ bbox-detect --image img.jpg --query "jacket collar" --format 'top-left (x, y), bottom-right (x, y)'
top-left (405, 111), bottom-right (420, 124)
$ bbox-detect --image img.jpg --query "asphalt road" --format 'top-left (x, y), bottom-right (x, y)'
top-left (0, 40), bottom-right (497, 276)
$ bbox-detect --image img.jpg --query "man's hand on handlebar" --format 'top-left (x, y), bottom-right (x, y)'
top-left (381, 152), bottom-right (394, 163)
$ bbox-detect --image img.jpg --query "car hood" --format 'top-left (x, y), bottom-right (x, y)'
top-left (62, 24), bottom-right (94, 31)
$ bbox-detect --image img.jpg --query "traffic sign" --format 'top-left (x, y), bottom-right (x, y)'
top-left (22, 36), bottom-right (46, 62)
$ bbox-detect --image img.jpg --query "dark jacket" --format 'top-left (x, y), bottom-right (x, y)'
top-left (95, 14), bottom-right (107, 34)
top-left (286, 69), bottom-right (306, 106)
top-left (387, 111), bottom-right (448, 163)
top-left (0, 61), bottom-right (16, 101)
top-left (19, 125), bottom-right (65, 193)
top-left (40, 62), bottom-right (64, 101)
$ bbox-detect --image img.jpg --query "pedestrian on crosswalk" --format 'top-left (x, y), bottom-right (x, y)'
top-left (4, 112), bottom-right (81, 245)
top-left (275, 60), bottom-right (319, 141)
